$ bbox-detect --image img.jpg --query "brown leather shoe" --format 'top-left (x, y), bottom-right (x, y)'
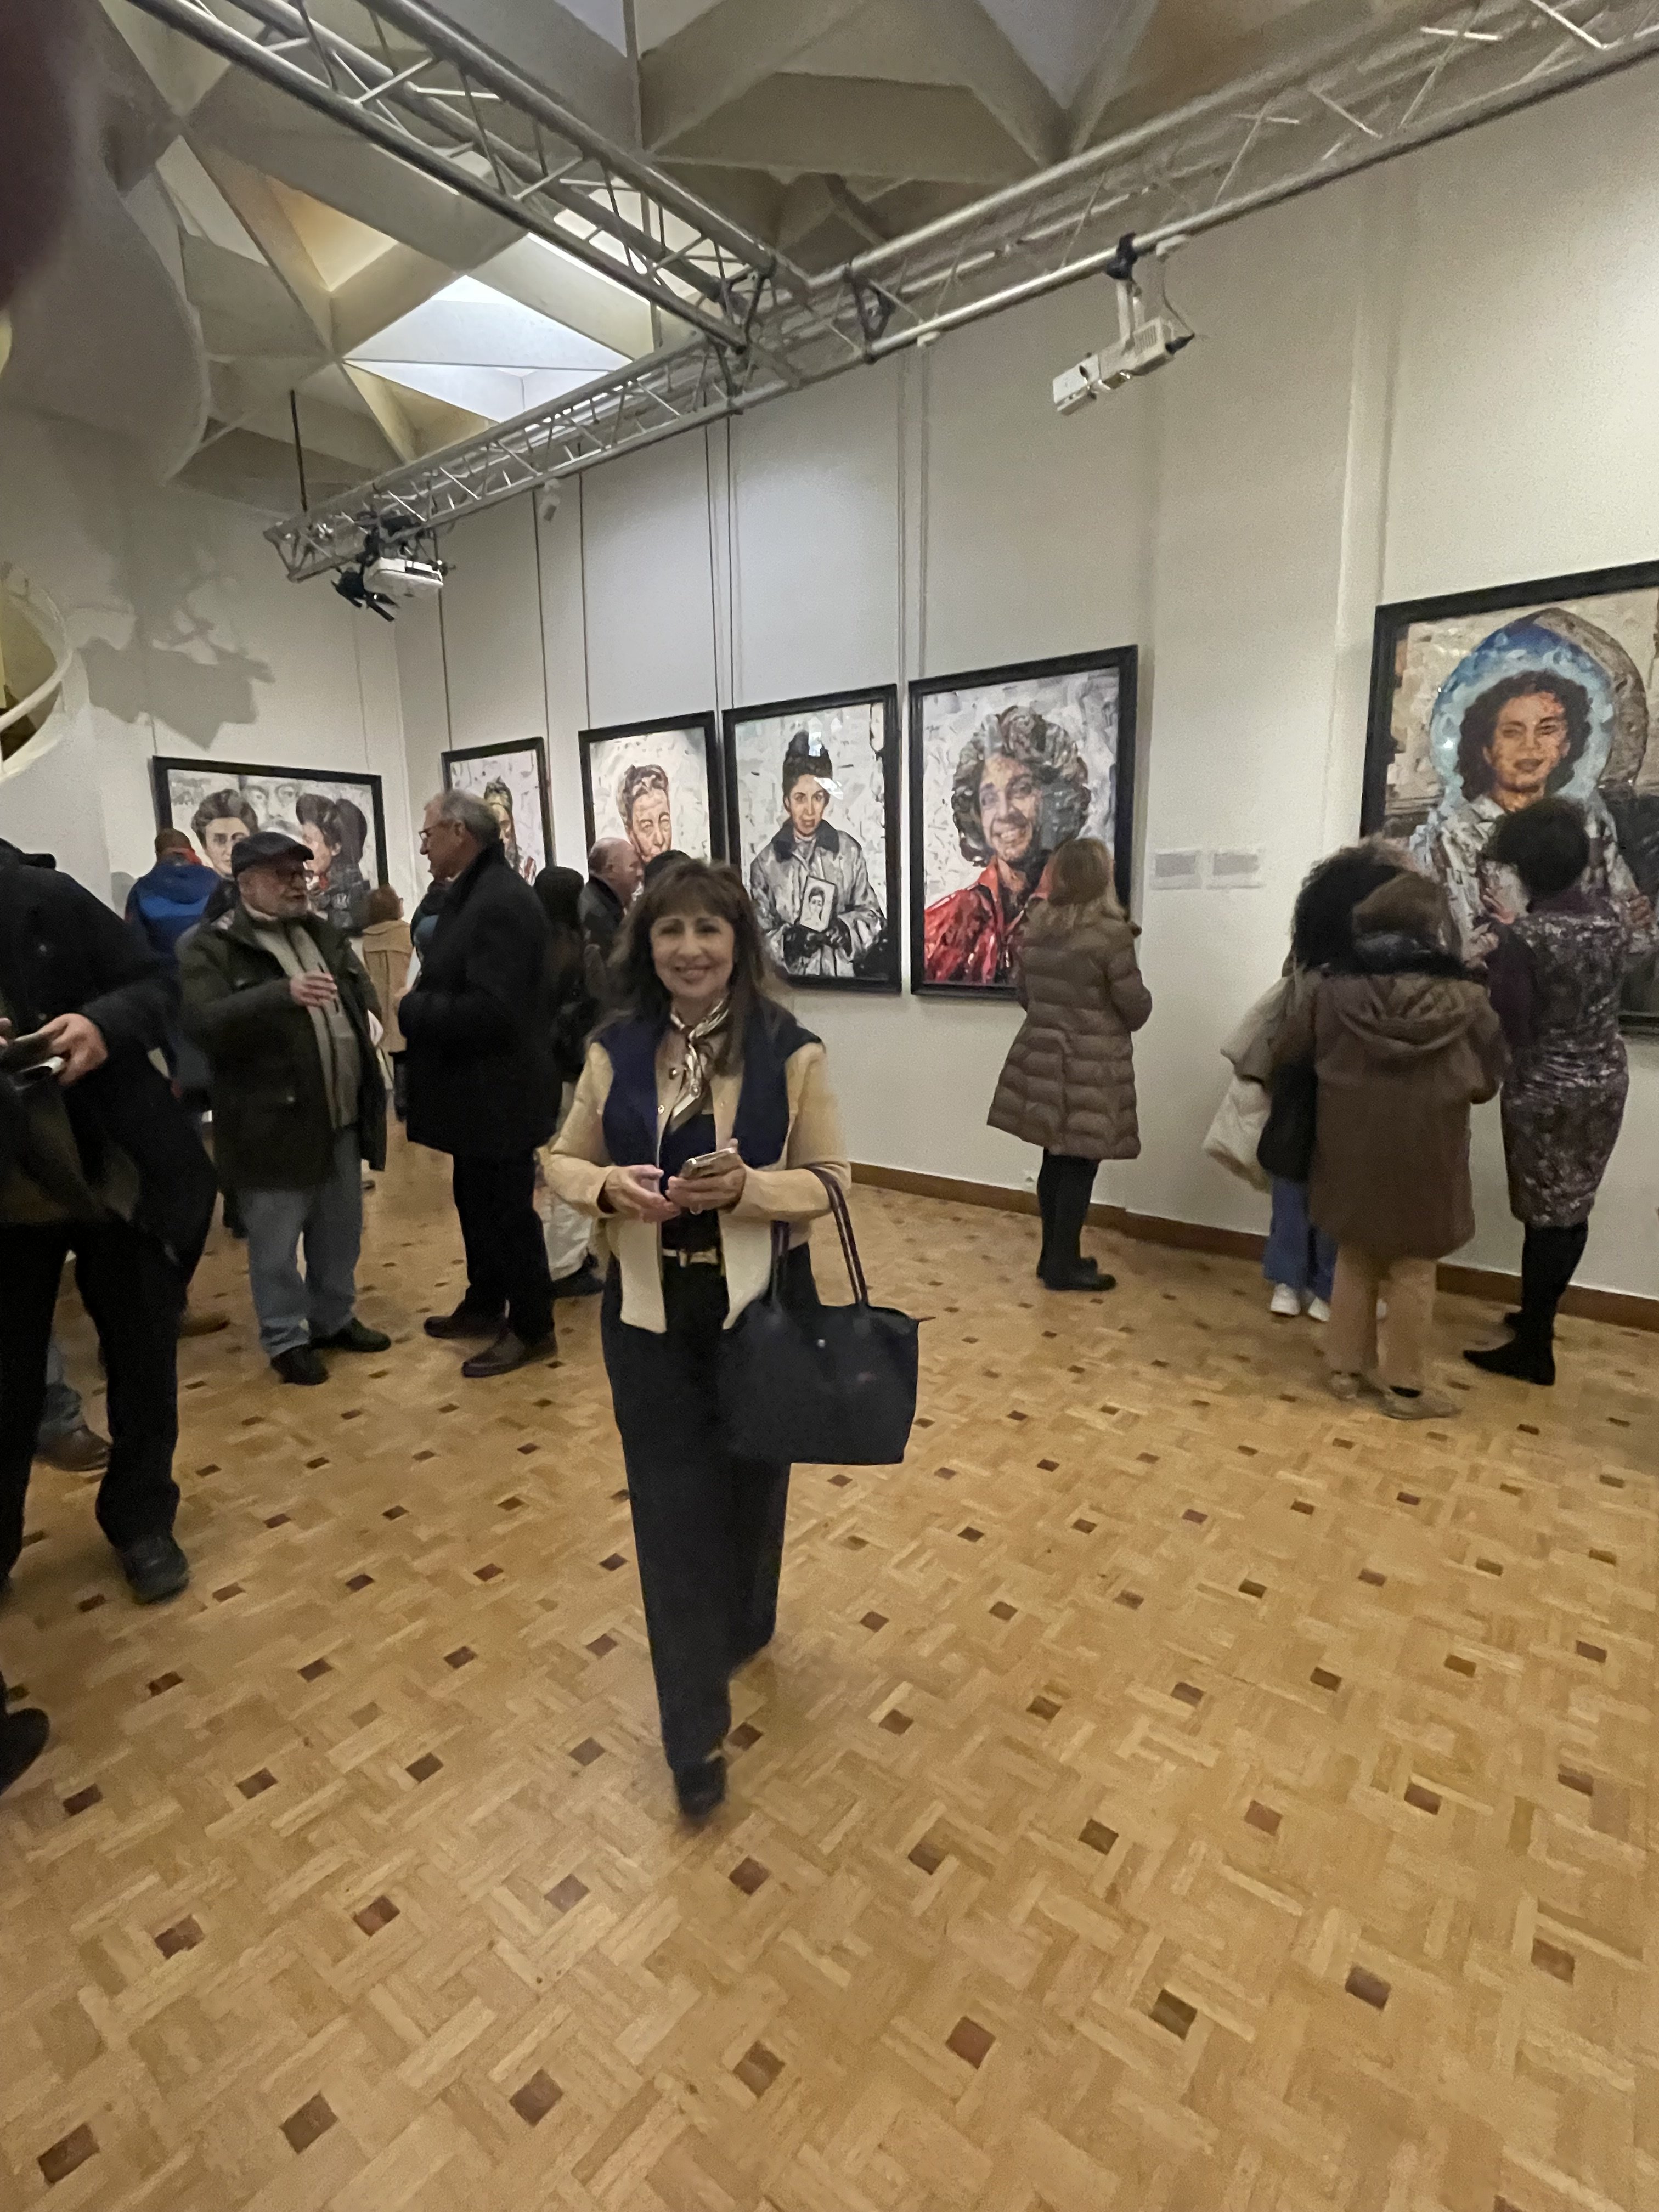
top-left (35, 1423), bottom-right (110, 1474)
top-left (178, 1307), bottom-right (229, 1338)
top-left (460, 1329), bottom-right (554, 1379)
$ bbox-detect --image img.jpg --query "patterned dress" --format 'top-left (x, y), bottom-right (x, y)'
top-left (1492, 892), bottom-right (1629, 1227)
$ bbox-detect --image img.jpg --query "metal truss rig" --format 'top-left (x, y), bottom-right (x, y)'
top-left (139, 0), bottom-right (1659, 581)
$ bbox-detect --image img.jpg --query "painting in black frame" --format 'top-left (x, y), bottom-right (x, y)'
top-left (442, 737), bottom-right (552, 887)
top-left (578, 710), bottom-right (723, 869)
top-left (908, 645), bottom-right (1139, 999)
top-left (722, 684), bottom-right (900, 993)
top-left (1362, 559), bottom-right (1659, 1033)
top-left (151, 754), bottom-right (388, 935)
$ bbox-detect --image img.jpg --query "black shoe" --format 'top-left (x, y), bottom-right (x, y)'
top-left (1465, 1338), bottom-right (1555, 1387)
top-left (424, 1305), bottom-right (504, 1341)
top-left (461, 1328), bottom-right (553, 1379)
top-left (0, 1706), bottom-right (50, 1797)
top-left (551, 1261), bottom-right (602, 1301)
top-left (273, 1346), bottom-right (329, 1386)
top-left (1041, 1264), bottom-right (1115, 1293)
top-left (311, 1318), bottom-right (392, 1353)
top-left (118, 1532), bottom-right (190, 1605)
top-left (674, 1755), bottom-right (726, 1821)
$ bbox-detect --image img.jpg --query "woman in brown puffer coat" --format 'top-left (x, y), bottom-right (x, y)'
top-left (1273, 871), bottom-right (1507, 1420)
top-left (989, 837), bottom-right (1152, 1291)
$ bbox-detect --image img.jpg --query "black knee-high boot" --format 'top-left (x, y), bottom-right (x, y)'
top-left (1035, 1154), bottom-right (1057, 1280)
top-left (1042, 1156), bottom-right (1112, 1293)
top-left (1465, 1221), bottom-right (1588, 1386)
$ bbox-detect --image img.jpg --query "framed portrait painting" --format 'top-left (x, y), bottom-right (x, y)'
top-left (723, 685), bottom-right (900, 992)
top-left (151, 756), bottom-right (387, 935)
top-left (1363, 561), bottom-right (1659, 1032)
top-left (442, 737), bottom-right (551, 887)
top-left (909, 646), bottom-right (1138, 998)
top-left (579, 712), bottom-right (723, 871)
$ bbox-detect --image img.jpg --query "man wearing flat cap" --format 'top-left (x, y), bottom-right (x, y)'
top-left (180, 831), bottom-right (390, 1385)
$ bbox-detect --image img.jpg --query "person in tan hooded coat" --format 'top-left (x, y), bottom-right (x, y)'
top-left (1273, 871), bottom-right (1506, 1419)
top-left (988, 838), bottom-right (1151, 1291)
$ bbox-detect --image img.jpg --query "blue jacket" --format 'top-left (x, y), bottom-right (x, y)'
top-left (125, 857), bottom-right (218, 966)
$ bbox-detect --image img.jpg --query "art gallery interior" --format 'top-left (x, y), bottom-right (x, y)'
top-left (1, 5), bottom-right (1656, 2209)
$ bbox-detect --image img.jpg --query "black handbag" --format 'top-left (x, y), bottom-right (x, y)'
top-left (721, 1169), bottom-right (920, 1467)
top-left (1256, 1060), bottom-right (1318, 1183)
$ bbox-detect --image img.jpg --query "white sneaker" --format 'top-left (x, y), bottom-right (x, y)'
top-left (1307, 1297), bottom-right (1331, 1324)
top-left (1269, 1284), bottom-right (1302, 1318)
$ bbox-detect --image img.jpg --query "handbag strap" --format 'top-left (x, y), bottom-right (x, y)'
top-left (808, 1167), bottom-right (869, 1305)
top-left (761, 1171), bottom-right (869, 1306)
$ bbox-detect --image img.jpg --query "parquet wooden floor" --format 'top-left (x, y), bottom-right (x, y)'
top-left (1, 1133), bottom-right (1654, 2212)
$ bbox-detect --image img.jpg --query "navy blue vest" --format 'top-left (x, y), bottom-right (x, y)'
top-left (600, 1004), bottom-right (818, 1169)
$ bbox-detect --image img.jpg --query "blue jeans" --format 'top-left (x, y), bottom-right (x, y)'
top-left (1263, 1178), bottom-right (1335, 1301)
top-left (240, 1129), bottom-right (363, 1357)
top-left (39, 1339), bottom-right (84, 1443)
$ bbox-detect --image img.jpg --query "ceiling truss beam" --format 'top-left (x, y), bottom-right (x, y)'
top-left (138, 0), bottom-right (1659, 580)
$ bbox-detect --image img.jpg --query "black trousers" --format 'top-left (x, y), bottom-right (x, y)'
top-left (450, 1152), bottom-right (554, 1345)
top-left (1518, 1221), bottom-right (1589, 1347)
top-left (0, 1221), bottom-right (185, 1581)
top-left (1037, 1152), bottom-right (1097, 1277)
top-left (600, 1260), bottom-right (797, 1773)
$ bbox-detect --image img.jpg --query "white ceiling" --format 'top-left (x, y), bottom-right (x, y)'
top-left (0, 0), bottom-right (1363, 512)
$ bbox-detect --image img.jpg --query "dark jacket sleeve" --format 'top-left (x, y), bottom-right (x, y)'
top-left (1484, 930), bottom-right (1534, 1056)
top-left (179, 935), bottom-right (291, 1048)
top-left (399, 898), bottom-right (531, 1053)
top-left (1468, 994), bottom-right (1509, 1106)
top-left (67, 878), bottom-right (178, 1057)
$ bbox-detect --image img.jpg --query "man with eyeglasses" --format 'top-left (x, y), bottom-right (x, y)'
top-left (180, 833), bottom-right (390, 1385)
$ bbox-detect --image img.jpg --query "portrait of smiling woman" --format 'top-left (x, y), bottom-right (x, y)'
top-left (544, 860), bottom-right (849, 1821)
top-left (911, 648), bottom-right (1137, 997)
top-left (1365, 576), bottom-right (1659, 1024)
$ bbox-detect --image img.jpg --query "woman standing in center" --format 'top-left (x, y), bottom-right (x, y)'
top-left (988, 836), bottom-right (1152, 1291)
top-left (545, 862), bottom-right (849, 1821)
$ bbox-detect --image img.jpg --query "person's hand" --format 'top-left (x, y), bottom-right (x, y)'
top-left (289, 971), bottom-right (339, 1008)
top-left (0, 1016), bottom-right (12, 1045)
top-left (781, 924), bottom-right (819, 967)
top-left (41, 1012), bottom-right (107, 1085)
top-left (826, 919), bottom-right (852, 955)
top-left (602, 1164), bottom-right (681, 1223)
top-left (666, 1147), bottom-right (747, 1215)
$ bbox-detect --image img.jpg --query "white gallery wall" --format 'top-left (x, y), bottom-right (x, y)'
top-left (0, 409), bottom-right (417, 911)
top-left (403, 60), bottom-right (1659, 1302)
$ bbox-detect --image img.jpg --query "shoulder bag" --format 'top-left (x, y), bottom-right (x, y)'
top-left (1255, 1059), bottom-right (1318, 1184)
top-left (720, 1169), bottom-right (919, 1467)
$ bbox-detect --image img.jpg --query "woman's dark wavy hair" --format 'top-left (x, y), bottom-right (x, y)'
top-left (1485, 794), bottom-right (1590, 899)
top-left (602, 858), bottom-right (786, 1074)
top-left (1290, 843), bottom-right (1407, 970)
top-left (1457, 669), bottom-right (1590, 801)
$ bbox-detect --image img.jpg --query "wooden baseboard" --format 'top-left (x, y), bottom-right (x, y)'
top-left (850, 1160), bottom-right (1659, 1335)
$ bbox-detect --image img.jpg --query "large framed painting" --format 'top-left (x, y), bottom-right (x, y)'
top-left (442, 737), bottom-right (550, 886)
top-left (579, 711), bottom-right (723, 870)
top-left (151, 756), bottom-right (387, 935)
top-left (1363, 561), bottom-right (1659, 1033)
top-left (909, 646), bottom-right (1138, 998)
top-left (723, 684), bottom-right (900, 993)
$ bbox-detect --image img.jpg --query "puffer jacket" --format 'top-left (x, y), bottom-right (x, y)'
top-left (1274, 927), bottom-right (1506, 1259)
top-left (987, 896), bottom-right (1152, 1159)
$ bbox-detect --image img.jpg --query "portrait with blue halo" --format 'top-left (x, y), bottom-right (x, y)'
top-left (1363, 562), bottom-right (1659, 1032)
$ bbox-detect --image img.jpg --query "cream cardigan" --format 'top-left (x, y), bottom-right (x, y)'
top-left (543, 1031), bottom-right (851, 1334)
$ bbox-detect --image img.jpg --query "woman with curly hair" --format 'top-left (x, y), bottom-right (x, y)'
top-left (923, 706), bottom-right (1091, 985)
top-left (1465, 799), bottom-right (1630, 1386)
